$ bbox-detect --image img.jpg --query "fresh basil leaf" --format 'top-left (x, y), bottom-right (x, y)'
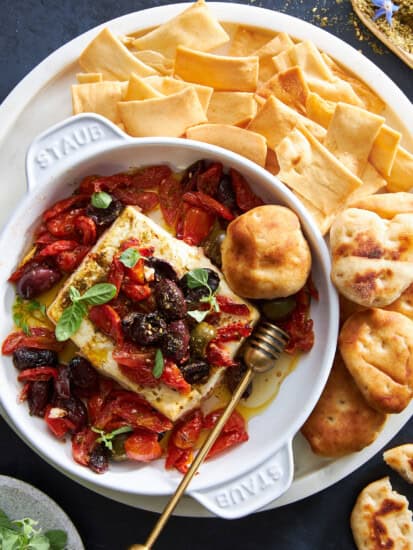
top-left (119, 247), bottom-right (141, 269)
top-left (152, 349), bottom-right (164, 379)
top-left (14, 517), bottom-right (40, 539)
top-left (55, 301), bottom-right (87, 342)
top-left (186, 268), bottom-right (210, 289)
top-left (188, 309), bottom-right (210, 323)
top-left (44, 530), bottom-right (67, 550)
top-left (27, 533), bottom-right (51, 550)
top-left (0, 509), bottom-right (13, 530)
top-left (92, 425), bottom-right (133, 451)
top-left (91, 191), bottom-right (112, 209)
top-left (69, 286), bottom-right (81, 303)
top-left (0, 526), bottom-right (21, 550)
top-left (78, 283), bottom-right (117, 306)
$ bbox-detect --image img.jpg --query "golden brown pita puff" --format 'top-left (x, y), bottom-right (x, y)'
top-left (124, 73), bottom-right (162, 101)
top-left (132, 50), bottom-right (174, 76)
top-left (174, 46), bottom-right (259, 92)
top-left (325, 103), bottom-right (384, 178)
top-left (72, 81), bottom-right (127, 124)
top-left (206, 92), bottom-right (257, 126)
top-left (132, 0), bottom-right (229, 58)
top-left (322, 52), bottom-right (386, 114)
top-left (305, 92), bottom-right (335, 128)
top-left (349, 192), bottom-right (413, 219)
top-left (144, 76), bottom-right (212, 113)
top-left (330, 207), bottom-right (413, 307)
top-left (384, 444), bottom-right (413, 483)
top-left (118, 87), bottom-right (207, 137)
top-left (385, 283), bottom-right (413, 321)
top-left (386, 146), bottom-right (413, 192)
top-left (369, 125), bottom-right (401, 177)
top-left (351, 477), bottom-right (413, 550)
top-left (247, 95), bottom-right (326, 150)
top-left (229, 25), bottom-right (275, 57)
top-left (76, 72), bottom-right (103, 84)
top-left (340, 309), bottom-right (413, 414)
top-left (256, 67), bottom-right (309, 115)
top-left (301, 352), bottom-right (386, 458)
top-left (186, 124), bottom-right (267, 166)
top-left (253, 32), bottom-right (294, 83)
top-left (275, 126), bottom-right (361, 216)
top-left (79, 27), bottom-right (157, 81)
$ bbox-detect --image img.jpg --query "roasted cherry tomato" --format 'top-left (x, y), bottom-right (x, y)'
top-left (112, 189), bottom-right (159, 212)
top-left (197, 162), bottom-right (223, 196)
top-left (107, 257), bottom-right (125, 296)
top-left (2, 328), bottom-right (63, 355)
top-left (159, 174), bottom-right (182, 227)
top-left (183, 191), bottom-right (234, 221)
top-left (213, 322), bottom-right (252, 343)
top-left (45, 208), bottom-right (85, 239)
top-left (182, 207), bottom-right (215, 246)
top-left (216, 295), bottom-right (250, 316)
top-left (172, 410), bottom-right (203, 450)
top-left (124, 431), bottom-right (163, 462)
top-left (165, 438), bottom-right (192, 474)
top-left (17, 367), bottom-right (58, 383)
top-left (88, 304), bottom-right (124, 345)
top-left (230, 169), bottom-right (264, 211)
top-left (131, 165), bottom-right (172, 189)
top-left (203, 409), bottom-right (248, 460)
top-left (42, 195), bottom-right (89, 222)
top-left (72, 427), bottom-right (99, 465)
top-left (55, 245), bottom-right (90, 272)
top-left (122, 283), bottom-right (151, 302)
top-left (206, 342), bottom-right (236, 367)
top-left (38, 240), bottom-right (78, 257)
top-left (44, 404), bottom-right (76, 439)
top-left (74, 215), bottom-right (97, 245)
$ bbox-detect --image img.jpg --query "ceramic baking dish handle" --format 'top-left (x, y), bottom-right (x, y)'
top-left (25, 114), bottom-right (128, 193)
top-left (189, 440), bottom-right (294, 519)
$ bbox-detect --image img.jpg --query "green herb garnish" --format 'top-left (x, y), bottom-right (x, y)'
top-left (55, 283), bottom-right (116, 341)
top-left (13, 296), bottom-right (48, 335)
top-left (186, 268), bottom-right (210, 289)
top-left (119, 247), bottom-right (141, 269)
top-left (92, 425), bottom-right (133, 451)
top-left (91, 191), bottom-right (112, 209)
top-left (0, 507), bottom-right (67, 550)
top-left (186, 268), bottom-right (220, 323)
top-left (152, 348), bottom-right (164, 379)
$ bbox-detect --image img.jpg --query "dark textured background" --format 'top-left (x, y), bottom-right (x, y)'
top-left (1, 1), bottom-right (412, 549)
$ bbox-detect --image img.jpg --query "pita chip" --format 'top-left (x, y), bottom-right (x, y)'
top-left (174, 46), bottom-right (259, 92)
top-left (207, 92), bottom-right (257, 126)
top-left (256, 66), bottom-right (309, 114)
top-left (253, 32), bottom-right (294, 82)
top-left (124, 73), bottom-right (162, 101)
top-left (369, 125), bottom-right (401, 177)
top-left (79, 27), bottom-right (157, 81)
top-left (72, 81), bottom-right (127, 123)
top-left (386, 146), bottom-right (413, 192)
top-left (76, 72), bottom-right (103, 84)
top-left (132, 0), bottom-right (229, 58)
top-left (132, 50), bottom-right (174, 75)
top-left (144, 76), bottom-right (212, 113)
top-left (229, 25), bottom-right (274, 57)
top-left (186, 123), bottom-right (267, 166)
top-left (305, 92), bottom-right (336, 128)
top-left (118, 87), bottom-right (207, 137)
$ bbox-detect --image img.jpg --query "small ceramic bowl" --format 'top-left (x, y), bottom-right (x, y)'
top-left (0, 113), bottom-right (339, 518)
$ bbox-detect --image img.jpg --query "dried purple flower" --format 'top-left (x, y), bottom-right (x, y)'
top-left (371, 0), bottom-right (400, 26)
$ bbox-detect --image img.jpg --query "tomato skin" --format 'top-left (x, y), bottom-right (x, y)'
top-left (159, 174), bottom-right (182, 227)
top-left (207, 429), bottom-right (249, 459)
top-left (107, 257), bottom-right (125, 296)
top-left (183, 191), bottom-right (234, 221)
top-left (131, 165), bottom-right (172, 189)
top-left (230, 169), bottom-right (264, 211)
top-left (113, 189), bottom-right (159, 212)
top-left (124, 431), bottom-right (163, 462)
top-left (203, 409), bottom-right (249, 460)
top-left (203, 409), bottom-right (245, 432)
top-left (165, 438), bottom-right (192, 474)
top-left (279, 287), bottom-right (314, 354)
top-left (17, 367), bottom-right (58, 383)
top-left (182, 207), bottom-right (215, 246)
top-left (45, 208), bottom-right (85, 238)
top-left (206, 342), bottom-right (236, 367)
top-left (172, 410), bottom-right (203, 450)
top-left (44, 404), bottom-right (76, 439)
top-left (122, 283), bottom-right (151, 302)
top-left (88, 304), bottom-right (124, 345)
top-left (74, 215), bottom-right (97, 245)
top-left (55, 245), bottom-right (90, 272)
top-left (126, 257), bottom-right (145, 284)
top-left (213, 322), bottom-right (252, 343)
top-left (197, 162), bottom-right (223, 196)
top-left (216, 295), bottom-right (250, 316)
top-left (72, 427), bottom-right (99, 465)
top-left (38, 240), bottom-right (78, 257)
top-left (113, 342), bottom-right (155, 369)
top-left (160, 360), bottom-right (191, 395)
top-left (42, 195), bottom-right (89, 222)
top-left (2, 328), bottom-right (63, 355)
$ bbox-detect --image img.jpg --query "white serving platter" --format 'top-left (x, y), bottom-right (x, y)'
top-left (0, 2), bottom-right (412, 518)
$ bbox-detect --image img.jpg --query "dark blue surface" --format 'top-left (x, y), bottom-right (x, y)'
top-left (1, 1), bottom-right (413, 549)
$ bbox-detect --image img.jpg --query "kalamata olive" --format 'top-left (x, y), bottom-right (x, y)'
top-left (154, 279), bottom-right (187, 321)
top-left (28, 380), bottom-right (52, 417)
top-left (190, 322), bottom-right (217, 358)
top-left (122, 312), bottom-right (167, 345)
top-left (179, 269), bottom-right (220, 303)
top-left (13, 347), bottom-right (58, 371)
top-left (54, 365), bottom-right (71, 399)
top-left (53, 395), bottom-right (88, 432)
top-left (69, 355), bottom-right (98, 392)
top-left (260, 296), bottom-right (297, 322)
top-left (179, 360), bottom-right (210, 384)
top-left (161, 320), bottom-right (190, 363)
top-left (145, 257), bottom-right (178, 282)
top-left (86, 196), bottom-right (123, 228)
top-left (225, 360), bottom-right (252, 399)
top-left (202, 222), bottom-right (226, 268)
top-left (217, 174), bottom-right (237, 212)
top-left (89, 444), bottom-right (109, 474)
top-left (16, 265), bottom-right (62, 299)
top-left (111, 434), bottom-right (128, 461)
top-left (181, 160), bottom-right (206, 192)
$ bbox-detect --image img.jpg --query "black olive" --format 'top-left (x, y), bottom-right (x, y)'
top-left (181, 160), bottom-right (206, 192)
top-left (52, 395), bottom-right (88, 432)
top-left (13, 347), bottom-right (59, 371)
top-left (179, 269), bottom-right (220, 303)
top-left (86, 197), bottom-right (123, 228)
top-left (16, 265), bottom-right (62, 300)
top-left (161, 320), bottom-right (190, 363)
top-left (69, 355), bottom-right (99, 392)
top-left (202, 222), bottom-right (226, 268)
top-left (145, 257), bottom-right (178, 282)
top-left (55, 365), bottom-right (71, 399)
top-left (28, 380), bottom-right (52, 417)
top-left (179, 360), bottom-right (210, 385)
top-left (225, 360), bottom-right (252, 399)
top-left (153, 279), bottom-right (187, 321)
top-left (88, 444), bottom-right (109, 474)
top-left (217, 174), bottom-right (237, 212)
top-left (122, 312), bottom-right (167, 346)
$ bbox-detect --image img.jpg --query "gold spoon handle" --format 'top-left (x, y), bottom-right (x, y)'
top-left (129, 367), bottom-right (254, 550)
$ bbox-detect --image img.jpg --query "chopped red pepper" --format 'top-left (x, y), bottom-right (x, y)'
top-left (279, 287), bottom-right (314, 354)
top-left (107, 257), bottom-right (125, 297)
top-left (72, 427), bottom-right (99, 465)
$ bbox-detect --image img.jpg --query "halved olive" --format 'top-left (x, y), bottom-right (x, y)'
top-left (111, 433), bottom-right (129, 461)
top-left (190, 322), bottom-right (217, 358)
top-left (202, 221), bottom-right (226, 267)
top-left (260, 296), bottom-right (296, 322)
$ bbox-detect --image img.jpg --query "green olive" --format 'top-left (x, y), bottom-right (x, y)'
top-left (202, 221), bottom-right (226, 267)
top-left (190, 322), bottom-right (217, 358)
top-left (111, 434), bottom-right (129, 461)
top-left (261, 296), bottom-right (296, 322)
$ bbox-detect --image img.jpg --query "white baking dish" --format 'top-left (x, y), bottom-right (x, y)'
top-left (0, 113), bottom-right (339, 518)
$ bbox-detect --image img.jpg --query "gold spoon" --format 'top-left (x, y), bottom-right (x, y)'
top-left (350, 0), bottom-right (413, 69)
top-left (129, 321), bottom-right (289, 550)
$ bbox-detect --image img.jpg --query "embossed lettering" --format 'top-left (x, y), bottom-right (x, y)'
top-left (215, 493), bottom-right (230, 508)
top-left (257, 472), bottom-right (271, 490)
top-left (46, 143), bottom-right (63, 160)
top-left (61, 136), bottom-right (79, 155)
top-left (73, 127), bottom-right (89, 145)
top-left (35, 151), bottom-right (51, 169)
top-left (241, 478), bottom-right (256, 496)
top-left (90, 124), bottom-right (104, 140)
top-left (230, 487), bottom-right (245, 504)
top-left (266, 465), bottom-right (281, 481)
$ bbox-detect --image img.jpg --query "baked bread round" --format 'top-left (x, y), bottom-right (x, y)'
top-left (339, 308), bottom-right (413, 414)
top-left (301, 353), bottom-right (386, 458)
top-left (351, 477), bottom-right (413, 550)
top-left (221, 205), bottom-right (311, 299)
top-left (384, 444), bottom-right (413, 484)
